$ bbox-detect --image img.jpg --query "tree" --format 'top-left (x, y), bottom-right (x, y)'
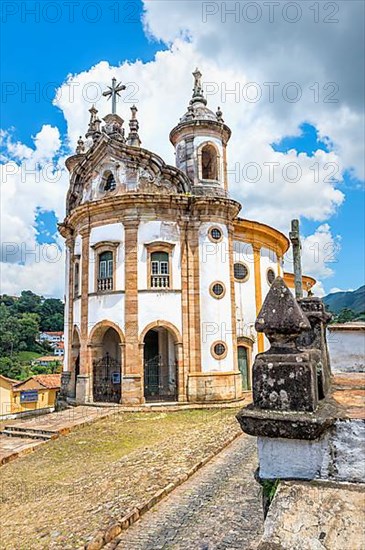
top-left (18, 313), bottom-right (40, 351)
top-left (335, 308), bottom-right (355, 324)
top-left (14, 290), bottom-right (42, 315)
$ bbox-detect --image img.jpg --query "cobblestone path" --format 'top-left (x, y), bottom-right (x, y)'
top-left (114, 435), bottom-right (263, 550)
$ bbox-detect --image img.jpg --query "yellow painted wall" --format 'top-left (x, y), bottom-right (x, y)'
top-left (0, 377), bottom-right (58, 416)
top-left (0, 377), bottom-right (14, 416)
top-left (11, 388), bottom-right (58, 414)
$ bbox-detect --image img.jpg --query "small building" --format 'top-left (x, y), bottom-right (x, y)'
top-left (39, 331), bottom-right (64, 348)
top-left (32, 356), bottom-right (63, 368)
top-left (0, 375), bottom-right (18, 417)
top-left (54, 342), bottom-right (65, 357)
top-left (0, 374), bottom-right (61, 419)
top-left (327, 322), bottom-right (365, 373)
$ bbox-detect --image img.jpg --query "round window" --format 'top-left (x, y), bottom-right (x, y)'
top-left (210, 282), bottom-right (226, 299)
top-left (208, 227), bottom-right (223, 242)
top-left (234, 263), bottom-right (249, 282)
top-left (267, 268), bottom-right (276, 285)
top-left (211, 341), bottom-right (227, 359)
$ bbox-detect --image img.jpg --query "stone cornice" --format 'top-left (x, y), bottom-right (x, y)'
top-left (61, 194), bottom-right (241, 232)
top-left (234, 218), bottom-right (290, 257)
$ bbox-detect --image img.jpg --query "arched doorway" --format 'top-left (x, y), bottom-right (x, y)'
top-left (143, 327), bottom-right (178, 402)
top-left (91, 325), bottom-right (122, 403)
top-left (237, 343), bottom-right (252, 391)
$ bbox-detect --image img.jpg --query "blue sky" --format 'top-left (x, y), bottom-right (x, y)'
top-left (1, 0), bottom-right (364, 297)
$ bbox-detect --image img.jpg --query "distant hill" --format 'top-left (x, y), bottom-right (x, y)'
top-left (323, 285), bottom-right (365, 315)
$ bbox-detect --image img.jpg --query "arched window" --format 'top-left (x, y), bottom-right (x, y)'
top-left (150, 251), bottom-right (169, 288)
top-left (102, 171), bottom-right (116, 192)
top-left (74, 261), bottom-right (80, 296)
top-left (98, 251), bottom-right (114, 291)
top-left (201, 144), bottom-right (218, 180)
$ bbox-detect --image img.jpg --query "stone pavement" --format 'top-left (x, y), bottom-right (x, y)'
top-left (259, 480), bottom-right (365, 550)
top-left (112, 435), bottom-right (262, 550)
top-left (0, 405), bottom-right (117, 465)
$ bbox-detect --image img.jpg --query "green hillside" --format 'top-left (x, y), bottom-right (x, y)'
top-left (323, 285), bottom-right (365, 315)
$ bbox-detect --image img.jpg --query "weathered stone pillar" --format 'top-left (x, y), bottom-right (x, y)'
top-left (76, 226), bottom-right (91, 403)
top-left (236, 277), bottom-right (363, 485)
top-left (123, 218), bottom-right (143, 404)
top-left (253, 244), bottom-right (264, 353)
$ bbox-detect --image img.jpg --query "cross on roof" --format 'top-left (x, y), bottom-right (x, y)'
top-left (102, 77), bottom-right (126, 115)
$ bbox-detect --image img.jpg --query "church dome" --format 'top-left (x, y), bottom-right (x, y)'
top-left (176, 69), bottom-right (224, 125)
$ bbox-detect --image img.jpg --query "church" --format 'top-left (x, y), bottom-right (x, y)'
top-left (59, 70), bottom-right (315, 406)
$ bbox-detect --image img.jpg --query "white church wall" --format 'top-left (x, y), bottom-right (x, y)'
top-left (138, 292), bottom-right (182, 335)
top-left (89, 224), bottom-right (125, 293)
top-left (199, 222), bottom-right (234, 372)
top-left (260, 247), bottom-right (278, 302)
top-left (73, 298), bottom-right (81, 330)
top-left (88, 294), bottom-right (125, 336)
top-left (233, 240), bottom-right (257, 349)
top-left (137, 221), bottom-right (181, 290)
top-left (260, 247), bottom-right (278, 352)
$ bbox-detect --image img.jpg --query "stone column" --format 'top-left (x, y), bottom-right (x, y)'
top-left (253, 244), bottom-right (264, 353)
top-left (123, 218), bottom-right (143, 404)
top-left (76, 226), bottom-right (91, 403)
top-left (237, 277), bottom-right (336, 483)
top-left (228, 223), bottom-right (239, 374)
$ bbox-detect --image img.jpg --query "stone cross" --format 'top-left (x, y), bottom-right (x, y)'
top-left (103, 77), bottom-right (126, 115)
top-left (289, 219), bottom-right (303, 299)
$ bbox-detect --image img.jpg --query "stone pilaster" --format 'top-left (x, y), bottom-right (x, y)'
top-left (228, 223), bottom-right (239, 379)
top-left (253, 244), bottom-right (264, 353)
top-left (123, 218), bottom-right (143, 404)
top-left (77, 226), bottom-right (91, 403)
top-left (65, 235), bottom-right (75, 375)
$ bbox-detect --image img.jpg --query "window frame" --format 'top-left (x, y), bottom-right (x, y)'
top-left (267, 268), bottom-right (276, 286)
top-left (145, 242), bottom-right (175, 290)
top-left (211, 340), bottom-right (228, 360)
top-left (73, 256), bottom-right (80, 297)
top-left (234, 262), bottom-right (250, 283)
top-left (91, 241), bottom-right (120, 293)
top-left (209, 281), bottom-right (226, 300)
top-left (198, 142), bottom-right (221, 183)
top-left (208, 226), bottom-right (224, 243)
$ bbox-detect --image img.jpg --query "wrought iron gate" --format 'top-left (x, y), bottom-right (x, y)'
top-left (144, 354), bottom-right (177, 401)
top-left (93, 353), bottom-right (121, 403)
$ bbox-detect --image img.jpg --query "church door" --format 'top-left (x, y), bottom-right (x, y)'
top-left (237, 346), bottom-right (250, 390)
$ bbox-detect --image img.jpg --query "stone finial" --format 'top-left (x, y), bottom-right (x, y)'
top-left (255, 277), bottom-right (310, 352)
top-left (289, 218), bottom-right (303, 299)
top-left (216, 106), bottom-right (224, 122)
top-left (191, 67), bottom-right (207, 106)
top-left (75, 136), bottom-right (85, 154)
top-left (86, 105), bottom-right (101, 140)
top-left (127, 105), bottom-right (141, 147)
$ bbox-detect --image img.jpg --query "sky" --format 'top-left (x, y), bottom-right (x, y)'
top-left (0, 0), bottom-right (364, 298)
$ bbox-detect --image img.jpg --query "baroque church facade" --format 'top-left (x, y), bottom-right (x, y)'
top-left (59, 70), bottom-right (315, 405)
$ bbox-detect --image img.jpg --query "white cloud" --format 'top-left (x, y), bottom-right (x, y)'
top-left (284, 223), bottom-right (341, 295)
top-left (0, 126), bottom-right (67, 297)
top-left (1, 0), bottom-right (363, 297)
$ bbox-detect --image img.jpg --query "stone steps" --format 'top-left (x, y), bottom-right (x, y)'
top-left (1, 426), bottom-right (58, 441)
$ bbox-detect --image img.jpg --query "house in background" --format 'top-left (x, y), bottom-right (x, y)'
top-left (32, 356), bottom-right (63, 368)
top-left (53, 342), bottom-right (65, 357)
top-left (0, 374), bottom-right (61, 419)
top-left (38, 331), bottom-right (64, 348)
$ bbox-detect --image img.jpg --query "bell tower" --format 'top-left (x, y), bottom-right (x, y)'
top-left (170, 69), bottom-right (231, 196)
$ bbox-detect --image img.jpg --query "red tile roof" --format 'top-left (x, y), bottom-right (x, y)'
top-left (13, 374), bottom-right (61, 391)
top-left (33, 374), bottom-right (61, 389)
